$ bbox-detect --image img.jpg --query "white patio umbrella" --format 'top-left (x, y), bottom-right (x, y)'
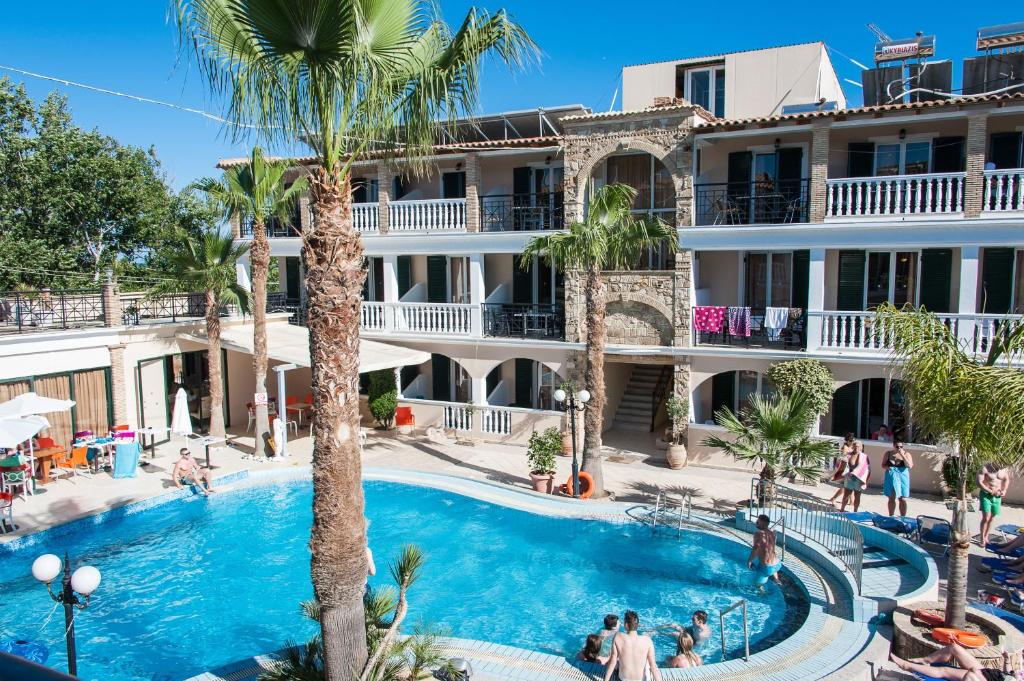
top-left (0, 415), bottom-right (51, 449)
top-left (170, 388), bottom-right (193, 437)
top-left (0, 392), bottom-right (75, 419)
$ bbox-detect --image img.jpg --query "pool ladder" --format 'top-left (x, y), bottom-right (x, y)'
top-left (651, 489), bottom-right (691, 537)
top-left (718, 599), bottom-right (750, 662)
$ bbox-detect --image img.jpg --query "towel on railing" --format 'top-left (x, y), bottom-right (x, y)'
top-left (692, 306), bottom-right (726, 333)
top-left (727, 306), bottom-right (752, 337)
top-left (764, 307), bottom-right (790, 340)
top-left (113, 442), bottom-right (141, 479)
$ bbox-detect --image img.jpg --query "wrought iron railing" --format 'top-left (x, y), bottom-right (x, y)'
top-left (239, 206), bottom-right (303, 238)
top-left (0, 289), bottom-right (105, 333)
top-left (481, 303), bottom-right (564, 340)
top-left (694, 179), bottom-right (809, 226)
top-left (691, 306), bottom-right (806, 350)
top-left (480, 192), bottom-right (564, 232)
top-left (119, 292), bottom-right (207, 325)
top-left (748, 477), bottom-right (863, 593)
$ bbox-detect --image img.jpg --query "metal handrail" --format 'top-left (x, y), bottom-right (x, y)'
top-left (651, 489), bottom-right (691, 537)
top-left (767, 516), bottom-right (786, 563)
top-left (651, 365), bottom-right (671, 431)
top-left (718, 599), bottom-right (750, 662)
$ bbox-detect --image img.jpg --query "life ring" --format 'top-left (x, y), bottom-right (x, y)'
top-left (931, 627), bottom-right (989, 649)
top-left (559, 472), bottom-right (595, 499)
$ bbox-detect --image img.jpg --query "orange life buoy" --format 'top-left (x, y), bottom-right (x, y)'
top-left (560, 472), bottom-right (594, 499)
top-left (931, 628), bottom-right (988, 649)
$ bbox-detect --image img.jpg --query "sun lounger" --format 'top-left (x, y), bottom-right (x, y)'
top-left (873, 515), bottom-right (918, 536)
top-left (916, 515), bottom-right (952, 555)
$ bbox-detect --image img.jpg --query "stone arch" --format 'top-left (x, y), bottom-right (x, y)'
top-left (604, 292), bottom-right (674, 346)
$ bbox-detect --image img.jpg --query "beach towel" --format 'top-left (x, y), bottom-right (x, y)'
top-left (692, 306), bottom-right (726, 333)
top-left (727, 306), bottom-right (752, 337)
top-left (763, 306), bottom-right (789, 340)
top-left (849, 453), bottom-right (870, 484)
top-left (113, 441), bottom-right (141, 479)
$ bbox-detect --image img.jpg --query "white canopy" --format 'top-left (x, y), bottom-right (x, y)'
top-left (170, 388), bottom-right (193, 437)
top-left (0, 415), bottom-right (51, 449)
top-left (176, 322), bottom-right (430, 373)
top-left (0, 392), bottom-right (75, 419)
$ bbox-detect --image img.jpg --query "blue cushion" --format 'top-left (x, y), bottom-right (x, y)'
top-left (873, 515), bottom-right (917, 534)
top-left (840, 511), bottom-right (877, 523)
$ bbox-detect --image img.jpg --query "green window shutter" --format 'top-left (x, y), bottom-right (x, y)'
top-left (361, 257), bottom-right (371, 301)
top-left (285, 258), bottom-right (300, 300)
top-left (727, 151), bottom-right (752, 201)
top-left (982, 248), bottom-right (1015, 314)
top-left (919, 249), bottom-right (953, 313)
top-left (847, 143), bottom-right (875, 177)
top-left (513, 167), bottom-right (531, 196)
top-left (837, 250), bottom-right (866, 311)
top-left (710, 371), bottom-right (736, 418)
top-left (486, 366), bottom-right (501, 399)
top-left (513, 257), bottom-right (534, 304)
top-left (431, 354), bottom-right (451, 401)
top-left (397, 256), bottom-right (412, 298)
top-left (514, 359), bottom-right (534, 408)
top-left (830, 382), bottom-right (860, 437)
top-left (776, 147), bottom-right (803, 181)
top-left (426, 256), bottom-right (448, 303)
top-left (400, 365), bottom-right (419, 395)
top-left (791, 250), bottom-right (809, 310)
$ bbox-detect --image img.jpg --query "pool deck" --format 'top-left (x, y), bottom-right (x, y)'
top-left (1, 427), bottom-right (1019, 679)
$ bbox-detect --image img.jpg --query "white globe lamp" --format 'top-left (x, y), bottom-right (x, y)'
top-left (71, 566), bottom-right (101, 597)
top-left (578, 389), bottom-right (591, 404)
top-left (31, 553), bottom-right (62, 584)
top-left (553, 389), bottom-right (566, 403)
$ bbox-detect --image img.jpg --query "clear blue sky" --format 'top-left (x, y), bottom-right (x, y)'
top-left (1, 2), bottom-right (1018, 189)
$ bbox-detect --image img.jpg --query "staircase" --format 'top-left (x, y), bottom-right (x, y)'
top-left (612, 365), bottom-right (670, 432)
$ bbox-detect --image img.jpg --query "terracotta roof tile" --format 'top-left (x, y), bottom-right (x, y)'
top-left (560, 102), bottom-right (718, 124)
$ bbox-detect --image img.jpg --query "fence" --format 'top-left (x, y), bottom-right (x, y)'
top-left (748, 477), bottom-right (863, 593)
top-left (119, 292), bottom-right (208, 325)
top-left (0, 289), bottom-right (105, 334)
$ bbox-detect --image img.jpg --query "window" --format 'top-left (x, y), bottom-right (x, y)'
top-left (603, 154), bottom-right (675, 269)
top-left (744, 252), bottom-right (792, 309)
top-left (866, 252), bottom-right (918, 308)
top-left (683, 67), bottom-right (726, 118)
top-left (875, 141), bottom-right (931, 176)
top-left (829, 378), bottom-right (910, 441)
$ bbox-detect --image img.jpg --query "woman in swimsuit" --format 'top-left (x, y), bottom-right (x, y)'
top-left (578, 634), bottom-right (609, 665)
top-left (840, 442), bottom-right (870, 513)
top-left (828, 433), bottom-right (856, 504)
top-left (668, 631), bottom-right (701, 669)
top-left (882, 438), bottom-right (913, 517)
top-left (889, 644), bottom-right (1013, 680)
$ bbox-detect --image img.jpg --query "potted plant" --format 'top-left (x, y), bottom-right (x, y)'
top-left (665, 396), bottom-right (689, 469)
top-left (526, 427), bottom-right (560, 494)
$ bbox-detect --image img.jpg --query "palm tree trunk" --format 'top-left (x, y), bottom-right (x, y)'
top-left (250, 221), bottom-right (271, 456)
top-left (205, 290), bottom-right (226, 438)
top-left (944, 478), bottom-right (970, 628)
top-left (582, 265), bottom-right (606, 496)
top-left (304, 168), bottom-right (369, 680)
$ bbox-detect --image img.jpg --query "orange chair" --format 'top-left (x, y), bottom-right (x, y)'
top-left (111, 424), bottom-right (130, 432)
top-left (55, 446), bottom-right (92, 478)
top-left (395, 406), bottom-right (415, 427)
top-left (304, 393), bottom-right (314, 406)
top-left (286, 395), bottom-right (299, 406)
top-left (37, 437), bottom-right (56, 450)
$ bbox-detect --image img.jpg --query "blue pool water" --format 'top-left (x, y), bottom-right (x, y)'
top-left (0, 478), bottom-right (805, 680)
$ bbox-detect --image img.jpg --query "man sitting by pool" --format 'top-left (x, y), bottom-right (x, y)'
top-left (603, 610), bottom-right (662, 681)
top-left (748, 514), bottom-right (781, 591)
top-left (172, 448), bottom-right (215, 496)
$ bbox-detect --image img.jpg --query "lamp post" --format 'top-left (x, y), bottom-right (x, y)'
top-left (31, 553), bottom-right (101, 676)
top-left (553, 387), bottom-right (590, 498)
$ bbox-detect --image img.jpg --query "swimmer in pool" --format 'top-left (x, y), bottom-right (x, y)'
top-left (748, 514), bottom-right (781, 591)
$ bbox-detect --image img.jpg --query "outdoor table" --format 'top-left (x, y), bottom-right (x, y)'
top-left (75, 437), bottom-right (116, 470)
top-left (286, 402), bottom-right (312, 427)
top-left (136, 426), bottom-right (170, 460)
top-left (31, 447), bottom-right (63, 485)
top-left (189, 435), bottom-right (226, 467)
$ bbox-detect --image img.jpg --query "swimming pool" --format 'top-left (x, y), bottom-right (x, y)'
top-left (0, 476), bottom-right (806, 680)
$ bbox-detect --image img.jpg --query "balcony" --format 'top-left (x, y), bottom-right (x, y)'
top-left (360, 302), bottom-right (474, 335)
top-left (825, 172), bottom-right (964, 219)
top-left (694, 180), bottom-right (809, 226)
top-left (240, 212), bottom-right (301, 238)
top-left (480, 192), bottom-right (564, 232)
top-left (482, 303), bottom-right (564, 340)
top-left (810, 311), bottom-right (1022, 355)
top-left (691, 306), bottom-right (806, 350)
top-left (353, 203), bottom-right (379, 232)
top-left (983, 169), bottom-right (1024, 213)
top-left (388, 198), bottom-right (466, 232)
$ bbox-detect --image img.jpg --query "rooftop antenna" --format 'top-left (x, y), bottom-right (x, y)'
top-left (867, 23), bottom-right (893, 43)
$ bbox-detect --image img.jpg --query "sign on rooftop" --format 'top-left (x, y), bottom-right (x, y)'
top-left (874, 35), bottom-right (936, 64)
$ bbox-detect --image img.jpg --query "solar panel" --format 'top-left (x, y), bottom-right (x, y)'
top-left (780, 101), bottom-right (839, 115)
top-left (977, 23), bottom-right (1024, 51)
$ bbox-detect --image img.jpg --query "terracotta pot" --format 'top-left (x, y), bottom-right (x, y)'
top-left (560, 432), bottom-right (573, 457)
top-left (666, 443), bottom-right (688, 470)
top-left (530, 471), bottom-right (555, 494)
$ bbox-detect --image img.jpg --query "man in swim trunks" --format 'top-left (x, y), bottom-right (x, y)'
top-left (748, 514), bottom-right (781, 591)
top-left (172, 448), bottom-right (214, 496)
top-left (604, 610), bottom-right (662, 681)
top-left (979, 462), bottom-right (1011, 546)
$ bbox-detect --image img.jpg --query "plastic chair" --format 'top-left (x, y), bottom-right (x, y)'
top-left (111, 424), bottom-right (131, 432)
top-left (114, 430), bottom-right (137, 443)
top-left (72, 431), bottom-right (92, 441)
top-left (246, 403), bottom-right (256, 432)
top-left (395, 406), bottom-right (415, 427)
top-left (286, 395), bottom-right (300, 406)
top-left (57, 446), bottom-right (92, 477)
top-left (274, 416), bottom-right (298, 437)
top-left (305, 393), bottom-right (313, 406)
top-left (1, 469), bottom-right (31, 498)
top-left (917, 515), bottom-right (952, 555)
top-left (37, 437), bottom-right (56, 449)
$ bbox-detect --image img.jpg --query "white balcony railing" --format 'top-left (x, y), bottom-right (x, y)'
top-left (353, 203), bottom-right (379, 232)
top-left (443, 403), bottom-right (474, 432)
top-left (810, 311), bottom-right (1024, 355)
top-left (825, 172), bottom-right (965, 218)
top-left (400, 398), bottom-right (559, 441)
top-left (983, 169), bottom-right (1024, 213)
top-left (479, 407), bottom-right (513, 435)
top-left (441, 404), bottom-right (514, 435)
top-left (389, 198), bottom-right (466, 232)
top-left (360, 302), bottom-right (474, 335)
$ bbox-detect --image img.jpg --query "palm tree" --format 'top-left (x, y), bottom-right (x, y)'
top-left (173, 2), bottom-right (537, 676)
top-left (152, 229), bottom-right (251, 438)
top-left (701, 391), bottom-right (835, 485)
top-left (194, 147), bottom-right (307, 456)
top-left (521, 183), bottom-right (677, 496)
top-left (875, 303), bottom-right (1024, 628)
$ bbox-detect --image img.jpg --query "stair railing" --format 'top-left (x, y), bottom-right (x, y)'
top-left (651, 365), bottom-right (672, 431)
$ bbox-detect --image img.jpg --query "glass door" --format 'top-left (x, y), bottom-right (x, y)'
top-left (865, 252), bottom-right (918, 309)
top-left (744, 252), bottom-right (792, 309)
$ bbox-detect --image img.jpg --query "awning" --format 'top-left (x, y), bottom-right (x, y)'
top-left (177, 323), bottom-right (430, 373)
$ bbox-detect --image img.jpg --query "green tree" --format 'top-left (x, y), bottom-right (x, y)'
top-left (367, 370), bottom-right (397, 429)
top-left (194, 147), bottom-right (307, 456)
top-left (875, 302), bottom-right (1024, 628)
top-left (151, 230), bottom-right (251, 437)
top-left (173, 2), bottom-right (537, 675)
top-left (765, 359), bottom-right (835, 420)
top-left (701, 391), bottom-right (835, 483)
top-left (521, 183), bottom-right (677, 496)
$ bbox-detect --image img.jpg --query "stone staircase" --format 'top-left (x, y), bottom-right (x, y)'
top-left (611, 365), bottom-right (669, 432)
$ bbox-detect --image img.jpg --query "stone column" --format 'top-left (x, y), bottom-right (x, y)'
top-left (108, 343), bottom-right (129, 427)
top-left (804, 248), bottom-right (827, 351)
top-left (382, 255), bottom-right (399, 303)
top-left (672, 251), bottom-right (693, 347)
top-left (809, 122), bottom-right (831, 223)
top-left (964, 113), bottom-right (989, 219)
top-left (672, 361), bottom-right (691, 445)
top-left (376, 161), bottom-right (391, 233)
top-left (563, 270), bottom-right (584, 343)
top-left (465, 153), bottom-right (480, 233)
top-left (101, 278), bottom-right (122, 327)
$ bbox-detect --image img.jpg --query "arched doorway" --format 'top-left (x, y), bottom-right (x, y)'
top-left (485, 358), bottom-right (563, 410)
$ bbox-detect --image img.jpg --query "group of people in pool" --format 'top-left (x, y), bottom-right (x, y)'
top-left (576, 514), bottom-right (782, 676)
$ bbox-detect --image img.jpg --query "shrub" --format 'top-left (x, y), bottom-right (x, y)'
top-left (665, 395), bottom-right (689, 444)
top-left (526, 427), bottom-right (561, 474)
top-left (942, 455), bottom-right (980, 496)
top-left (766, 359), bottom-right (835, 417)
top-left (368, 369), bottom-right (397, 428)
